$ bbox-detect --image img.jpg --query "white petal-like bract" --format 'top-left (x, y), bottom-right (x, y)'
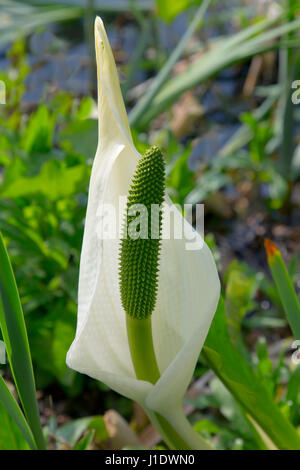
top-left (67, 17), bottom-right (220, 417)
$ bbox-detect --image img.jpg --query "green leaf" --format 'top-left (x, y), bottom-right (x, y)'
top-left (87, 416), bottom-right (108, 442)
top-left (131, 15), bottom-right (300, 129)
top-left (167, 146), bottom-right (194, 205)
top-left (0, 160), bottom-right (89, 201)
top-left (59, 118), bottom-right (98, 158)
top-left (224, 261), bottom-right (257, 358)
top-left (56, 417), bottom-right (92, 447)
top-left (57, 416), bottom-right (107, 447)
top-left (129, 0), bottom-right (211, 127)
top-left (22, 105), bottom-right (54, 154)
top-left (255, 337), bottom-right (274, 397)
top-left (186, 170), bottom-right (230, 204)
top-left (29, 310), bottom-right (77, 385)
top-left (156, 0), bottom-right (197, 22)
top-left (265, 239), bottom-right (300, 339)
top-left (203, 297), bottom-right (300, 450)
top-left (210, 377), bottom-right (266, 449)
top-left (0, 233), bottom-right (45, 449)
top-left (218, 93), bottom-right (279, 158)
top-left (287, 367), bottom-right (300, 425)
top-left (0, 3), bottom-right (83, 47)
top-left (0, 398), bottom-right (30, 450)
top-left (194, 419), bottom-right (221, 435)
top-left (72, 430), bottom-right (95, 450)
top-left (76, 97), bottom-right (94, 121)
top-left (277, 12), bottom-right (296, 178)
top-left (0, 375), bottom-right (36, 449)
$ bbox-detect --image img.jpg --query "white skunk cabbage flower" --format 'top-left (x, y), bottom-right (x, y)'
top-left (67, 17), bottom-right (220, 449)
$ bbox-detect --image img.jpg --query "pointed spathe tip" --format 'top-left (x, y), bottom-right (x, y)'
top-left (95, 16), bottom-right (106, 42)
top-left (95, 16), bottom-right (103, 29)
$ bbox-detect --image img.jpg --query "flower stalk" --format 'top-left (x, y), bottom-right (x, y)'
top-left (126, 313), bottom-right (195, 449)
top-left (126, 315), bottom-right (160, 384)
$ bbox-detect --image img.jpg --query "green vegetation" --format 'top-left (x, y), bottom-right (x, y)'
top-left (0, 0), bottom-right (299, 450)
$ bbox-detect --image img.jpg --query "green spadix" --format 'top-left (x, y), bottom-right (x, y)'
top-left (119, 146), bottom-right (165, 320)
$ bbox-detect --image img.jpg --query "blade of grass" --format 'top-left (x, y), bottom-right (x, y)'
top-left (17, 0), bottom-right (153, 12)
top-left (129, 0), bottom-right (211, 126)
top-left (133, 15), bottom-right (300, 129)
top-left (129, 14), bottom-right (278, 128)
top-left (274, 47), bottom-right (294, 178)
top-left (264, 239), bottom-right (300, 339)
top-left (122, 0), bottom-right (152, 96)
top-left (278, 0), bottom-right (297, 178)
top-left (0, 5), bottom-right (83, 47)
top-left (0, 233), bottom-right (45, 449)
top-left (0, 375), bottom-right (37, 450)
top-left (84, 0), bottom-right (96, 94)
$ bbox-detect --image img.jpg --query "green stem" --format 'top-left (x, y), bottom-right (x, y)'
top-left (126, 316), bottom-right (160, 384)
top-left (126, 315), bottom-right (212, 450)
top-left (153, 413), bottom-right (193, 450)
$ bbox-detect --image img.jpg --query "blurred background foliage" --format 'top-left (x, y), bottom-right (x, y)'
top-left (0, 0), bottom-right (300, 450)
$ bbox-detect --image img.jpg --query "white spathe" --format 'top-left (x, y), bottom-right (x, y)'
top-left (67, 17), bottom-right (220, 426)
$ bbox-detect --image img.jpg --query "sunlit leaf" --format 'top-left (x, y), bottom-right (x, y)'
top-left (0, 375), bottom-right (36, 450)
top-left (203, 297), bottom-right (300, 450)
top-left (0, 160), bottom-right (89, 201)
top-left (0, 233), bottom-right (45, 449)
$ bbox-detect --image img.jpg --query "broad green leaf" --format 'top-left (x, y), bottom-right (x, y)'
top-left (0, 160), bottom-right (89, 201)
top-left (59, 118), bottom-right (98, 158)
top-left (76, 97), bottom-right (94, 120)
top-left (203, 297), bottom-right (300, 450)
top-left (0, 233), bottom-right (45, 449)
top-left (22, 105), bottom-right (54, 154)
top-left (0, 219), bottom-right (67, 268)
top-left (87, 416), bottom-right (108, 442)
top-left (0, 375), bottom-right (36, 449)
top-left (156, 0), bottom-right (196, 22)
top-left (57, 415), bottom-right (107, 447)
top-left (29, 310), bottom-right (77, 385)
